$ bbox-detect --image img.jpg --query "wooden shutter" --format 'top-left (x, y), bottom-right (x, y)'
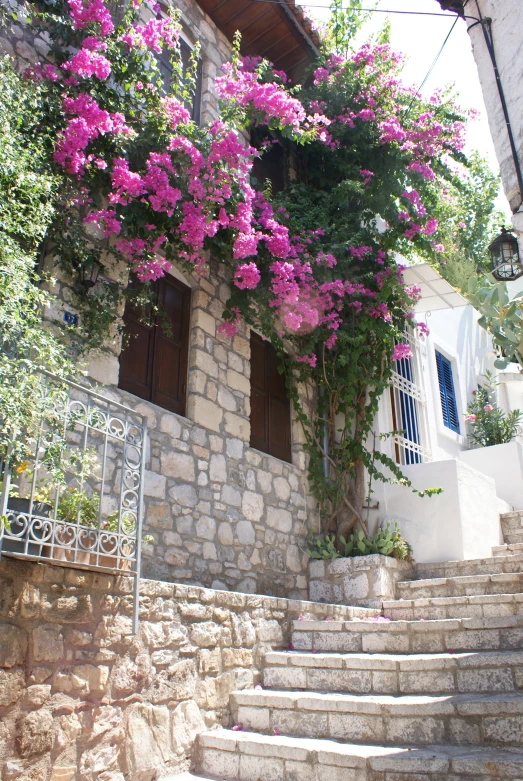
top-left (152, 274), bottom-right (191, 415)
top-left (250, 333), bottom-right (291, 462)
top-left (119, 275), bottom-right (191, 416)
top-left (435, 350), bottom-right (460, 433)
top-left (118, 286), bottom-right (155, 400)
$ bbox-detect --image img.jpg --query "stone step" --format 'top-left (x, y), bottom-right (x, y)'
top-left (230, 688), bottom-right (523, 747)
top-left (197, 729), bottom-right (523, 780)
top-left (396, 571), bottom-right (523, 599)
top-left (412, 552), bottom-right (523, 581)
top-left (383, 592), bottom-right (523, 620)
top-left (263, 649), bottom-right (523, 694)
top-left (494, 541), bottom-right (523, 556)
top-left (291, 616), bottom-right (523, 653)
top-left (167, 775), bottom-right (216, 781)
top-left (501, 511), bottom-right (523, 543)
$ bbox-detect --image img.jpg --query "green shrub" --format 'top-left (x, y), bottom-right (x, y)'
top-left (307, 521), bottom-right (412, 561)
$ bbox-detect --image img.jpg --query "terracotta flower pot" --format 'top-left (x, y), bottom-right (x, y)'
top-left (94, 535), bottom-right (133, 571)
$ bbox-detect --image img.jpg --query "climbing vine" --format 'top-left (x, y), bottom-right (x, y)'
top-left (3, 0), bottom-right (484, 536)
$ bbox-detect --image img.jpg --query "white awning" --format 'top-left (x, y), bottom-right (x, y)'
top-left (402, 262), bottom-right (468, 312)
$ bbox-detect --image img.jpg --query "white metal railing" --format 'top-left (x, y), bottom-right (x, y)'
top-left (390, 330), bottom-right (432, 465)
top-left (0, 371), bottom-right (147, 631)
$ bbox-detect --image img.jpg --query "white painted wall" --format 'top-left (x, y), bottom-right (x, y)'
top-left (499, 371), bottom-right (523, 415)
top-left (370, 270), bottom-right (513, 562)
top-left (375, 299), bottom-right (496, 468)
top-left (461, 440), bottom-right (523, 511)
top-left (381, 459), bottom-right (503, 563)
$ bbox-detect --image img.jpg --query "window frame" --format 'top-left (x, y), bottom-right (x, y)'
top-left (118, 273), bottom-right (191, 417)
top-left (435, 349), bottom-right (461, 434)
top-left (249, 332), bottom-right (292, 463)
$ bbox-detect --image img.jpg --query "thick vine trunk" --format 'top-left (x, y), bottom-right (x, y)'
top-left (335, 390), bottom-right (369, 541)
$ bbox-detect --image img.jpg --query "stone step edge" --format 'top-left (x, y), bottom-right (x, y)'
top-left (197, 730), bottom-right (523, 776)
top-left (383, 592), bottom-right (523, 608)
top-left (231, 688), bottom-right (523, 715)
top-left (494, 543), bottom-right (523, 555)
top-left (264, 648), bottom-right (523, 670)
top-left (397, 572), bottom-right (523, 590)
top-left (411, 551), bottom-right (523, 576)
top-left (501, 511), bottom-right (523, 521)
top-left (165, 775), bottom-right (216, 781)
top-left (291, 614), bottom-right (523, 632)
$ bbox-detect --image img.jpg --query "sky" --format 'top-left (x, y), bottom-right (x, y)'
top-left (304, 0), bottom-right (511, 217)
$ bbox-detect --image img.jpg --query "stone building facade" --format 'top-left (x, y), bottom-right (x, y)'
top-left (0, 0), bottom-right (320, 598)
top-left (438, 0), bottom-right (523, 236)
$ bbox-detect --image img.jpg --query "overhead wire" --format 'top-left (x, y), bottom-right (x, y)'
top-left (250, 1), bottom-right (456, 17)
top-left (408, 15), bottom-right (459, 108)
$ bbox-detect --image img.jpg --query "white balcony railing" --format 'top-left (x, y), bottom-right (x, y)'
top-left (0, 371), bottom-right (147, 631)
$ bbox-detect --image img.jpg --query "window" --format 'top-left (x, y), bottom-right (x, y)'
top-left (251, 141), bottom-right (285, 194)
top-left (250, 332), bottom-right (292, 462)
top-left (390, 331), bottom-right (431, 465)
top-left (157, 34), bottom-right (202, 124)
top-left (119, 275), bottom-right (191, 416)
top-left (435, 350), bottom-right (460, 433)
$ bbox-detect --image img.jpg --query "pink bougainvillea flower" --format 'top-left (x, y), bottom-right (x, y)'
top-left (234, 262), bottom-right (261, 290)
top-left (62, 48), bottom-right (112, 80)
top-left (68, 0), bottom-right (115, 36)
top-left (392, 343), bottom-right (413, 362)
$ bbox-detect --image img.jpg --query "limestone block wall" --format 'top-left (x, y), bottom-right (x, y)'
top-left (104, 261), bottom-right (317, 599)
top-left (0, 2), bottom-right (319, 596)
top-left (0, 558), bottom-right (364, 781)
top-left (309, 555), bottom-right (414, 609)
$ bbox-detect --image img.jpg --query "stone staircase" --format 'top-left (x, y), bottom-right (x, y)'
top-left (190, 510), bottom-right (523, 780)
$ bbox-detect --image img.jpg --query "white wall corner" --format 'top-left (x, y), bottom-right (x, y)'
top-left (381, 458), bottom-right (501, 564)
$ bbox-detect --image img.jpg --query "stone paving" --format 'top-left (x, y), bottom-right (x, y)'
top-left (190, 509), bottom-right (523, 780)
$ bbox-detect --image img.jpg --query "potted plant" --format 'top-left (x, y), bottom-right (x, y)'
top-left (461, 371), bottom-right (523, 509)
top-left (93, 510), bottom-right (137, 571)
top-left (465, 370), bottom-right (522, 447)
top-left (0, 464), bottom-right (53, 556)
top-left (48, 486), bottom-right (100, 565)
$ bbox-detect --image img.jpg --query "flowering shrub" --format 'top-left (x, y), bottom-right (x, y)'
top-left (9, 0), bottom-right (478, 538)
top-left (465, 371), bottom-right (522, 448)
top-left (0, 57), bottom-right (72, 469)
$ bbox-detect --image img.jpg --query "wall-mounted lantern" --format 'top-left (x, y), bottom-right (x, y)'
top-left (76, 258), bottom-right (103, 292)
top-left (489, 226), bottom-right (523, 281)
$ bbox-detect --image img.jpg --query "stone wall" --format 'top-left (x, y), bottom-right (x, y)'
top-left (309, 554), bottom-right (414, 608)
top-left (0, 0), bottom-right (319, 597)
top-left (92, 260), bottom-right (316, 599)
top-left (0, 557), bottom-right (366, 781)
top-left (466, 0), bottom-right (523, 219)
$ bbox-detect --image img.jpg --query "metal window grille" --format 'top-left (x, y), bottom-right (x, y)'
top-left (0, 371), bottom-right (147, 632)
top-left (390, 332), bottom-right (432, 465)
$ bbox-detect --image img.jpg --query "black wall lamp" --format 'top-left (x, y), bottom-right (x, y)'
top-left (489, 226), bottom-right (523, 281)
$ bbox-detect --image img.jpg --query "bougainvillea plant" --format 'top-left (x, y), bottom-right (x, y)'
top-left (11, 0), bottom-right (474, 538)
